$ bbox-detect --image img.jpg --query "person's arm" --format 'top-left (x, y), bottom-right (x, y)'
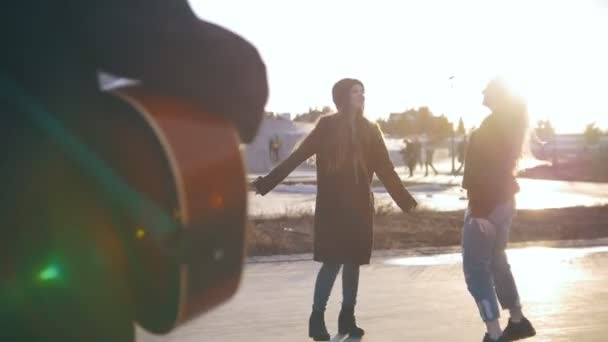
top-left (254, 119), bottom-right (324, 196)
top-left (370, 125), bottom-right (417, 212)
top-left (64, 0), bottom-right (268, 143)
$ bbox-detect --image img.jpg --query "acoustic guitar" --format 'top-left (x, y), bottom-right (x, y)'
top-left (109, 85), bottom-right (247, 334)
top-left (1, 77), bottom-right (248, 336)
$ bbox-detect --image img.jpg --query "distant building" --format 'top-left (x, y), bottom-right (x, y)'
top-left (530, 134), bottom-right (608, 162)
top-left (278, 113), bottom-right (291, 121)
top-left (388, 112), bottom-right (415, 123)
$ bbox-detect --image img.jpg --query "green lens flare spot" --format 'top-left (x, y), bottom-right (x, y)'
top-left (38, 263), bottom-right (62, 282)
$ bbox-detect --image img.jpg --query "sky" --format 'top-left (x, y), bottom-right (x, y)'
top-left (190, 0), bottom-right (608, 133)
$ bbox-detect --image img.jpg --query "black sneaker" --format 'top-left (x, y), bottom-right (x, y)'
top-left (483, 333), bottom-right (507, 342)
top-left (502, 317), bottom-right (536, 341)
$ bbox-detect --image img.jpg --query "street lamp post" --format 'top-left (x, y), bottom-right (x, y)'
top-left (449, 75), bottom-right (456, 175)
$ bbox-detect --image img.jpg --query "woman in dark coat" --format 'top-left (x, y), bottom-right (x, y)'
top-left (461, 77), bottom-right (536, 342)
top-left (253, 78), bottom-right (417, 341)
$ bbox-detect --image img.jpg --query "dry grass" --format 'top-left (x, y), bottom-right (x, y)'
top-left (246, 205), bottom-right (608, 257)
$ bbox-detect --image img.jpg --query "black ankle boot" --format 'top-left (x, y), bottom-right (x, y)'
top-left (308, 309), bottom-right (330, 341)
top-left (338, 308), bottom-right (364, 337)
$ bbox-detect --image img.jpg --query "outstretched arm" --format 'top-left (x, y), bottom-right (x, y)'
top-left (254, 120), bottom-right (323, 195)
top-left (370, 125), bottom-right (417, 212)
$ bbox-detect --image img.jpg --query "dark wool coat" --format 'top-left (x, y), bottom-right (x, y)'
top-left (255, 113), bottom-right (417, 264)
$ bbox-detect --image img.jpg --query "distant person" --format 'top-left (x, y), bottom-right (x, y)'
top-left (401, 139), bottom-right (419, 177)
top-left (424, 140), bottom-right (439, 176)
top-left (456, 135), bottom-right (468, 173)
top-left (253, 78), bottom-right (417, 341)
top-left (272, 135), bottom-right (281, 161)
top-left (268, 137), bottom-right (275, 161)
top-left (268, 135), bottom-right (281, 162)
top-left (461, 77), bottom-right (536, 342)
top-left (399, 144), bottom-right (407, 169)
top-left (414, 139), bottom-right (423, 170)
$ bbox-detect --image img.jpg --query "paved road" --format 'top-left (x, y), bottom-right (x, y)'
top-left (137, 242), bottom-right (608, 342)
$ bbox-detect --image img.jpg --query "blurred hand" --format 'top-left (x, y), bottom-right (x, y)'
top-left (250, 176), bottom-right (263, 195)
top-left (405, 198), bottom-right (418, 213)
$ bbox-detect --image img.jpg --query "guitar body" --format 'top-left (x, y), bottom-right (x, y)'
top-left (1, 78), bottom-right (246, 338)
top-left (107, 86), bottom-right (247, 334)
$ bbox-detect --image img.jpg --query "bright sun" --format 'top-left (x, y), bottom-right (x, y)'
top-left (193, 0), bottom-right (608, 133)
top-left (493, 1), bottom-right (608, 133)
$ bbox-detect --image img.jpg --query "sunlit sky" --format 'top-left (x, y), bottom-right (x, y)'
top-left (191, 0), bottom-right (608, 133)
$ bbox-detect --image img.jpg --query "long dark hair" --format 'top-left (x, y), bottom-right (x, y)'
top-left (500, 99), bottom-right (529, 164)
top-left (327, 79), bottom-right (373, 180)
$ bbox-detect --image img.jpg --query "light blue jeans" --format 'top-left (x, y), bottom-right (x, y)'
top-left (461, 199), bottom-right (521, 322)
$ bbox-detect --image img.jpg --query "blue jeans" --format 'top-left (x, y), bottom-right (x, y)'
top-left (462, 200), bottom-right (521, 322)
top-left (312, 263), bottom-right (359, 312)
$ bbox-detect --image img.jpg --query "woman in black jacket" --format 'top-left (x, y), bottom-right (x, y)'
top-left (461, 77), bottom-right (536, 342)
